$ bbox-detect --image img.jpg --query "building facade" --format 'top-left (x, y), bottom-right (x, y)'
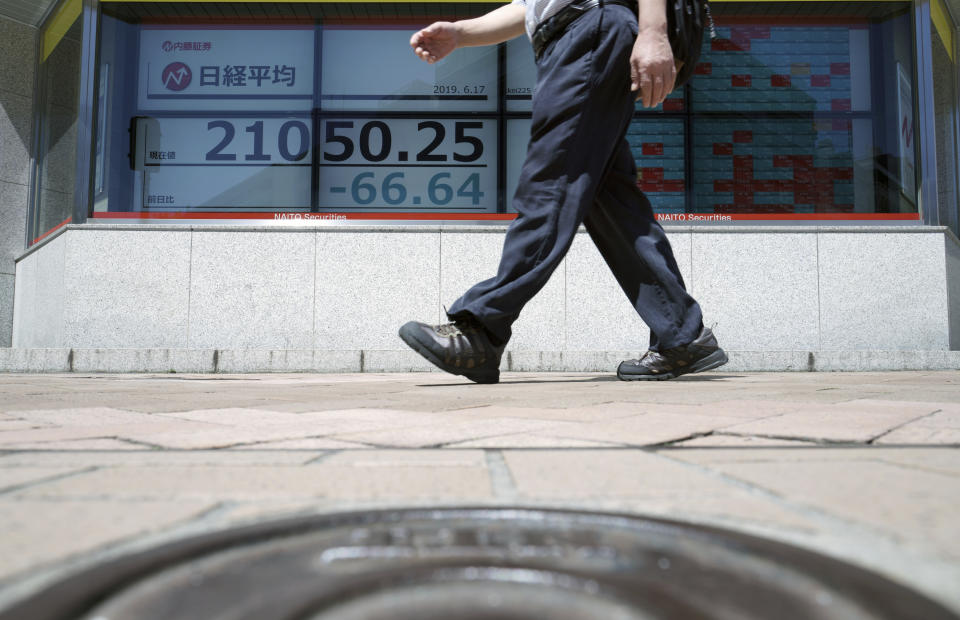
top-left (1, 0), bottom-right (959, 372)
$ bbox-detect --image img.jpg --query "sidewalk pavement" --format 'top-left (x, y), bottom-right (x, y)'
top-left (0, 370), bottom-right (958, 613)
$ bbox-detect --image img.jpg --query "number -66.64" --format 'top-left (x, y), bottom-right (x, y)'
top-left (348, 171), bottom-right (484, 206)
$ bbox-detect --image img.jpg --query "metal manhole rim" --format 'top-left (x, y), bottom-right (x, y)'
top-left (0, 505), bottom-right (955, 620)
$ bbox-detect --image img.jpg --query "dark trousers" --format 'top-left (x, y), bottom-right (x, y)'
top-left (448, 3), bottom-right (703, 351)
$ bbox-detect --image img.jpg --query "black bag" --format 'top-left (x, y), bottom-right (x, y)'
top-left (667, 0), bottom-right (715, 88)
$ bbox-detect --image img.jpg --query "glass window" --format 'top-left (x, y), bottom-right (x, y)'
top-left (677, 4), bottom-right (918, 221)
top-left (930, 0), bottom-right (959, 235)
top-left (32, 0), bottom-right (83, 243)
top-left (91, 1), bottom-right (922, 225)
top-left (95, 3), bottom-right (506, 222)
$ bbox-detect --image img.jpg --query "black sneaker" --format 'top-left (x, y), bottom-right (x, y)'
top-left (399, 316), bottom-right (504, 384)
top-left (617, 326), bottom-right (728, 381)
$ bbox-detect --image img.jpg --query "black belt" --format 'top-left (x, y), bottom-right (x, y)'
top-left (531, 0), bottom-right (638, 60)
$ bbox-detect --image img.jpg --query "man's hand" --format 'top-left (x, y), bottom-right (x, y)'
top-left (630, 29), bottom-right (676, 108)
top-left (410, 4), bottom-right (525, 62)
top-left (410, 22), bottom-right (460, 63)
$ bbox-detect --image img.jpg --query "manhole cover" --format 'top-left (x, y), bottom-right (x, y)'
top-left (2, 508), bottom-right (955, 620)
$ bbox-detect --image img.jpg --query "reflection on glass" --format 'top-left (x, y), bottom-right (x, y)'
top-left (693, 117), bottom-right (855, 214)
top-left (685, 8), bottom-right (917, 217)
top-left (34, 16), bottom-right (82, 241)
top-left (505, 37), bottom-right (536, 113)
top-left (134, 116), bottom-right (313, 210)
top-left (628, 119), bottom-right (686, 213)
top-left (931, 23), bottom-right (959, 234)
top-left (691, 24), bottom-right (856, 113)
top-left (505, 118), bottom-right (531, 209)
top-left (321, 28), bottom-right (498, 113)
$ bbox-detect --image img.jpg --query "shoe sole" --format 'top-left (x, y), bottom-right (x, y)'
top-left (398, 325), bottom-right (500, 384)
top-left (617, 349), bottom-right (729, 381)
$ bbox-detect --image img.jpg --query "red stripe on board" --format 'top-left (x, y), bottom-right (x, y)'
top-left (642, 143), bottom-right (664, 156)
top-left (33, 217), bottom-right (72, 245)
top-left (714, 16), bottom-right (870, 27)
top-left (93, 212), bottom-right (518, 221)
top-left (142, 22), bottom-right (313, 28)
top-left (662, 98), bottom-right (685, 112)
top-left (93, 212), bottom-right (920, 223)
top-left (323, 20), bottom-right (454, 28)
top-left (142, 18), bottom-right (468, 29)
top-left (655, 213), bottom-right (920, 221)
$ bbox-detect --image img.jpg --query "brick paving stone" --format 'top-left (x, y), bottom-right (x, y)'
top-left (0, 499), bottom-right (214, 580)
top-left (877, 426), bottom-right (960, 445)
top-left (227, 437), bottom-right (376, 450)
top-left (332, 417), bottom-right (571, 448)
top-left (874, 407), bottom-right (960, 445)
top-left (721, 399), bottom-right (943, 443)
top-left (217, 497), bottom-right (508, 526)
top-left (118, 398), bottom-right (300, 414)
top-left (651, 403), bottom-right (785, 420)
top-left (5, 407), bottom-right (163, 427)
top-left (0, 438), bottom-right (145, 451)
top-left (0, 467), bottom-right (84, 492)
top-left (671, 434), bottom-right (819, 447)
top-left (577, 495), bottom-right (819, 532)
top-left (697, 400), bottom-right (811, 418)
top-left (242, 399), bottom-right (404, 413)
top-left (502, 449), bottom-right (731, 498)
top-left (670, 446), bottom-right (902, 465)
top-left (13, 463), bottom-right (493, 502)
top-left (154, 408), bottom-right (311, 426)
top-left (540, 410), bottom-right (749, 446)
top-left (295, 409), bottom-right (460, 434)
top-left (500, 450), bottom-right (815, 529)
top-left (444, 434), bottom-right (622, 448)
top-left (0, 419), bottom-right (223, 447)
top-left (701, 458), bottom-right (960, 559)
top-left (0, 420), bottom-right (53, 431)
top-left (117, 409), bottom-right (458, 449)
top-left (221, 500), bottom-right (333, 524)
top-left (873, 448), bottom-right (960, 477)
top-left (441, 404), bottom-right (646, 423)
top-left (321, 449), bottom-right (487, 468)
top-left (867, 390), bottom-right (960, 404)
top-left (0, 450), bottom-right (319, 467)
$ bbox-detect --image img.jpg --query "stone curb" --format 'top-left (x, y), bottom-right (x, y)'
top-left (0, 348), bottom-right (958, 373)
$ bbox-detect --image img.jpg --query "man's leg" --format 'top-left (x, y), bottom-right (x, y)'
top-left (586, 139), bottom-right (727, 379)
top-left (447, 5), bottom-right (641, 344)
top-left (584, 139), bottom-right (703, 351)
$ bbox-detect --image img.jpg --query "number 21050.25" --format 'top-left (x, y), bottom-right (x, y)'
top-left (202, 120), bottom-right (486, 165)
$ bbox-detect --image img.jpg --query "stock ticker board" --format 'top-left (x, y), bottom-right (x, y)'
top-left (128, 21), bottom-right (871, 217)
top-left (628, 24), bottom-right (860, 216)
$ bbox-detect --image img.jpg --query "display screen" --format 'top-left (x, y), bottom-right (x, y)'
top-left (138, 27), bottom-right (315, 112)
top-left (93, 2), bottom-right (919, 222)
top-left (317, 117), bottom-right (497, 211)
top-left (135, 116), bottom-right (312, 209)
top-left (321, 28), bottom-right (498, 113)
top-left (505, 37), bottom-right (536, 112)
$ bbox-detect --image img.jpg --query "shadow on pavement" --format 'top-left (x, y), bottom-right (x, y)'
top-left (418, 374), bottom-right (743, 387)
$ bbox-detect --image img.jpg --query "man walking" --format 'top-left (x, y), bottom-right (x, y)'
top-left (399, 0), bottom-right (726, 383)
